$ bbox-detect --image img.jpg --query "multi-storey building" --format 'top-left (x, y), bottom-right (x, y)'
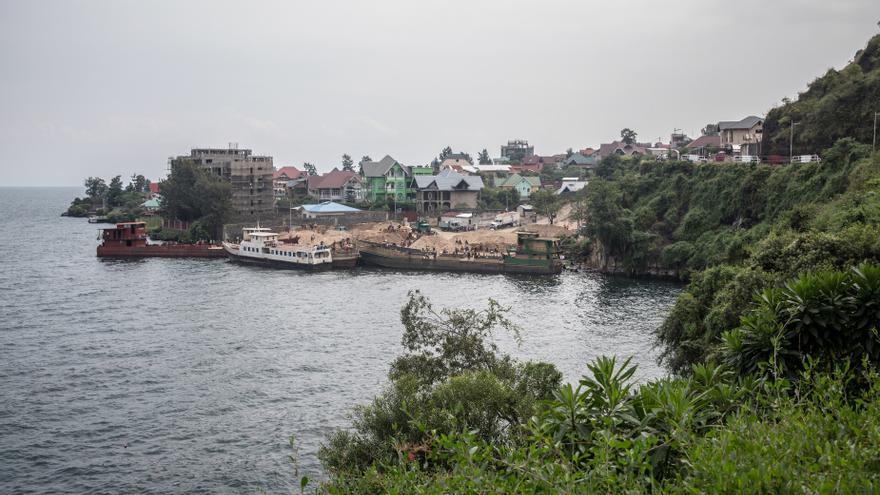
top-left (172, 145), bottom-right (274, 217)
top-left (500, 139), bottom-right (535, 161)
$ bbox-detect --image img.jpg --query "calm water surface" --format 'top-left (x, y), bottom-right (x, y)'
top-left (0, 187), bottom-right (681, 493)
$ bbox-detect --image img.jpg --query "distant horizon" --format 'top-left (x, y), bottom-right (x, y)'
top-left (1, 1), bottom-right (878, 187)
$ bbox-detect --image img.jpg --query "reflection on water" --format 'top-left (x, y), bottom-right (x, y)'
top-left (0, 188), bottom-right (682, 494)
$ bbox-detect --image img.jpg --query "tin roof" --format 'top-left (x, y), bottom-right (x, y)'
top-left (718, 116), bottom-right (763, 130)
top-left (298, 201), bottom-right (362, 213)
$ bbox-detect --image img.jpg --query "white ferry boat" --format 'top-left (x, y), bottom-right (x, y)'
top-left (222, 227), bottom-right (333, 270)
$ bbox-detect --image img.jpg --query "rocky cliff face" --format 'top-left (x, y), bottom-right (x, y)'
top-left (583, 239), bottom-right (682, 280)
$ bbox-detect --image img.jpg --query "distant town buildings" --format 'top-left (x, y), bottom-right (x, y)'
top-left (173, 144), bottom-right (274, 217)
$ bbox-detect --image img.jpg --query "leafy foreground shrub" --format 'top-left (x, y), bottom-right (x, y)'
top-left (721, 263), bottom-right (880, 378)
top-left (318, 291), bottom-right (562, 475)
top-left (323, 360), bottom-right (880, 494)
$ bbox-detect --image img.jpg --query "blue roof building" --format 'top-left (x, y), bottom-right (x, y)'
top-left (298, 201), bottom-right (362, 218)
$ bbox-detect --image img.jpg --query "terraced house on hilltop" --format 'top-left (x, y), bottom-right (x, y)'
top-left (360, 155), bottom-right (432, 204)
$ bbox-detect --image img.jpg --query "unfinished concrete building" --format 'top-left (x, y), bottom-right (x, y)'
top-left (173, 144), bottom-right (275, 217)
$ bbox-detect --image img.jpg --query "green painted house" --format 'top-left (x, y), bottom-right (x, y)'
top-left (498, 173), bottom-right (542, 199)
top-left (361, 155), bottom-right (433, 204)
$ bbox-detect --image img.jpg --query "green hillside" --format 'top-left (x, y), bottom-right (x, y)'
top-left (761, 33), bottom-right (880, 156)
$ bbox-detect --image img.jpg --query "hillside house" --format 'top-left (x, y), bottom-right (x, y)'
top-left (556, 178), bottom-right (587, 195)
top-left (307, 168), bottom-right (363, 203)
top-left (718, 116), bottom-right (763, 155)
top-left (413, 169), bottom-right (484, 213)
top-left (596, 141), bottom-right (650, 159)
top-left (684, 135), bottom-right (722, 157)
top-left (564, 151), bottom-right (598, 168)
top-left (439, 156), bottom-right (476, 175)
top-left (273, 166), bottom-right (307, 200)
top-left (361, 155), bottom-right (414, 204)
top-left (498, 173), bottom-right (542, 199)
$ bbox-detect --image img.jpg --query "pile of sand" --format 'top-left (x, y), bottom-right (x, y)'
top-left (278, 220), bottom-right (571, 251)
top-left (522, 223), bottom-right (572, 238)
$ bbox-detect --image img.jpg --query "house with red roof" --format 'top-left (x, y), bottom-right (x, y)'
top-left (511, 155), bottom-right (563, 174)
top-left (596, 141), bottom-right (650, 159)
top-left (307, 168), bottom-right (363, 203)
top-left (684, 135), bottom-right (722, 157)
top-left (273, 166), bottom-right (307, 200)
top-left (147, 181), bottom-right (161, 199)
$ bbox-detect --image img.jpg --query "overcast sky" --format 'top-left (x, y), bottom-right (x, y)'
top-left (1, 0), bottom-right (878, 186)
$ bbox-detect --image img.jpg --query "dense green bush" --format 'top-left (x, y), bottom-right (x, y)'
top-left (321, 355), bottom-right (880, 494)
top-left (721, 264), bottom-right (880, 378)
top-left (319, 292), bottom-right (561, 476)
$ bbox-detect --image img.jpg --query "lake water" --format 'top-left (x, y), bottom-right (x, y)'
top-left (0, 187), bottom-right (681, 494)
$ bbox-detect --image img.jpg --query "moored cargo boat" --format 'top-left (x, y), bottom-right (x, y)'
top-left (96, 221), bottom-right (225, 258)
top-left (358, 231), bottom-right (562, 275)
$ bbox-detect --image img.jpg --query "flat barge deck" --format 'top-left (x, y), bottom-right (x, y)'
top-left (358, 232), bottom-right (562, 275)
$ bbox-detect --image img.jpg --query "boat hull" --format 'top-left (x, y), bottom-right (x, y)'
top-left (359, 245), bottom-right (561, 275)
top-left (97, 244), bottom-right (226, 258)
top-left (331, 253), bottom-right (359, 269)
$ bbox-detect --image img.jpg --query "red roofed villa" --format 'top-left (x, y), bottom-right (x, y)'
top-left (307, 168), bottom-right (364, 203)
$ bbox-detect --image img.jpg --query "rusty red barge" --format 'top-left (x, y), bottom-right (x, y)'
top-left (96, 221), bottom-right (225, 258)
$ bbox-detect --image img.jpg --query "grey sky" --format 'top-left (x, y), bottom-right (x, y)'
top-left (1, 0), bottom-right (878, 186)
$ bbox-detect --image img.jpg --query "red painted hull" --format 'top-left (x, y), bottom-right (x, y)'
top-left (97, 244), bottom-right (226, 258)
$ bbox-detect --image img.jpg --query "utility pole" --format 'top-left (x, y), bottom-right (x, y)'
top-left (873, 112), bottom-right (879, 155)
top-left (790, 121), bottom-right (800, 162)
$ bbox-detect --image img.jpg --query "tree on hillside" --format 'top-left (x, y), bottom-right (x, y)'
top-left (478, 149), bottom-right (491, 165)
top-left (106, 175), bottom-right (124, 207)
top-left (530, 189), bottom-right (562, 225)
top-left (583, 178), bottom-right (632, 257)
top-left (303, 162), bottom-right (318, 176)
top-left (342, 154), bottom-right (354, 172)
top-left (84, 177), bottom-right (107, 200)
top-left (620, 128), bottom-right (638, 145)
top-left (566, 148), bottom-right (574, 158)
top-left (594, 153), bottom-right (622, 179)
